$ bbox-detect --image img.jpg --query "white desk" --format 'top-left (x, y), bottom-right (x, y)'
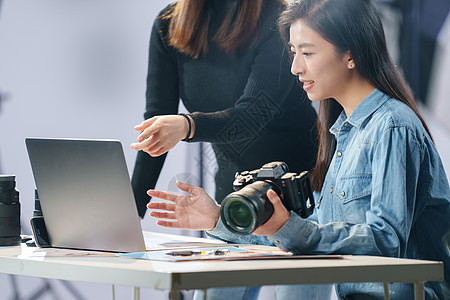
top-left (0, 235), bottom-right (443, 300)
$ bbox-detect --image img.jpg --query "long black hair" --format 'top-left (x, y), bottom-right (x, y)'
top-left (278, 0), bottom-right (432, 191)
top-left (163, 0), bottom-right (266, 59)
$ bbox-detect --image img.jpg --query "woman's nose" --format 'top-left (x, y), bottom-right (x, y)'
top-left (291, 56), bottom-right (304, 76)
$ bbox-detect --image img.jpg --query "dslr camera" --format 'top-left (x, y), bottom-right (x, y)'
top-left (220, 162), bottom-right (314, 235)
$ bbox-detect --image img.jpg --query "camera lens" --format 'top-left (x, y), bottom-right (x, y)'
top-left (224, 198), bottom-right (256, 230)
top-left (0, 175), bottom-right (21, 246)
top-left (220, 181), bottom-right (275, 235)
top-left (0, 175), bottom-right (17, 204)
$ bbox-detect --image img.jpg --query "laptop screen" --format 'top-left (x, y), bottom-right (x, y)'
top-left (26, 138), bottom-right (146, 253)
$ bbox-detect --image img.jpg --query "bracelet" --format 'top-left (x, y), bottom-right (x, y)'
top-left (179, 113), bottom-right (192, 142)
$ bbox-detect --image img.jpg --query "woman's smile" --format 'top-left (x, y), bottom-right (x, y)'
top-left (301, 80), bottom-right (315, 91)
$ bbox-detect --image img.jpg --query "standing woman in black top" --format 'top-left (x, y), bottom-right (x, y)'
top-left (131, 1), bottom-right (324, 298)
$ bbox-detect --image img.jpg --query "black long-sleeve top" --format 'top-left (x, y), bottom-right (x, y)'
top-left (132, 0), bottom-right (318, 218)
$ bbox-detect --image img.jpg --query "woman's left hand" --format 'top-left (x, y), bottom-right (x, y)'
top-left (147, 181), bottom-right (220, 231)
top-left (252, 189), bottom-right (290, 236)
top-left (131, 115), bottom-right (192, 157)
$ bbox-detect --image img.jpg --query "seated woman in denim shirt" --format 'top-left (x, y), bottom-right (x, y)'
top-left (145, 0), bottom-right (450, 299)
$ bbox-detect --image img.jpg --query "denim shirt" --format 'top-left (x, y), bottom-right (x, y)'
top-left (208, 89), bottom-right (450, 299)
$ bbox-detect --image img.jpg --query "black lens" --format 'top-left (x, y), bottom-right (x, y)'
top-left (0, 175), bottom-right (17, 205)
top-left (222, 197), bottom-right (256, 234)
top-left (0, 175), bottom-right (21, 246)
top-left (228, 201), bottom-right (253, 228)
top-left (220, 181), bottom-right (275, 235)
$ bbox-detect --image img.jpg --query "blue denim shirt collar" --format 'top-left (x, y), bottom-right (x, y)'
top-left (330, 88), bottom-right (390, 136)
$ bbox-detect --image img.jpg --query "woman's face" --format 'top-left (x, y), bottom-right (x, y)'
top-left (289, 20), bottom-right (353, 102)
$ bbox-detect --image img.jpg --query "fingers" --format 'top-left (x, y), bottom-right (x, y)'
top-left (147, 146), bottom-right (169, 157)
top-left (149, 211), bottom-right (177, 220)
top-left (253, 190), bottom-right (289, 236)
top-left (147, 200), bottom-right (181, 228)
top-left (130, 117), bottom-right (160, 151)
top-left (130, 142), bottom-right (162, 155)
top-left (147, 190), bottom-right (180, 202)
top-left (130, 131), bottom-right (170, 157)
top-left (134, 117), bottom-right (156, 131)
top-left (156, 220), bottom-right (180, 228)
top-left (267, 189), bottom-right (282, 206)
top-left (131, 115), bottom-right (185, 156)
top-left (147, 201), bottom-right (176, 211)
top-left (131, 142), bottom-right (165, 157)
top-left (176, 180), bottom-right (201, 195)
top-left (267, 189), bottom-right (289, 217)
top-left (137, 126), bottom-right (158, 143)
top-left (130, 132), bottom-right (160, 152)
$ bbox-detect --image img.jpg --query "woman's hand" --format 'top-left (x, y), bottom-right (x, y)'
top-left (147, 181), bottom-right (220, 231)
top-left (252, 189), bottom-right (290, 236)
top-left (131, 114), bottom-right (194, 157)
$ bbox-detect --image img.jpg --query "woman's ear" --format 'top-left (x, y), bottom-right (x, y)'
top-left (343, 50), bottom-right (355, 69)
top-left (347, 55), bottom-right (355, 70)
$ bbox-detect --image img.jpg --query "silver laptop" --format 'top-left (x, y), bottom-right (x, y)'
top-left (25, 138), bottom-right (146, 253)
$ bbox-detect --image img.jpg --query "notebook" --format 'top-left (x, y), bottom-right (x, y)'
top-left (25, 138), bottom-right (147, 253)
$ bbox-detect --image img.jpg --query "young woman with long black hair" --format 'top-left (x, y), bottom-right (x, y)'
top-left (145, 0), bottom-right (450, 298)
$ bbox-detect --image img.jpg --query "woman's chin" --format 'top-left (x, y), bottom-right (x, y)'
top-left (306, 92), bottom-right (321, 102)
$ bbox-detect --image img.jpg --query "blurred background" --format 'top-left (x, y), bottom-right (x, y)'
top-left (0, 0), bottom-right (448, 299)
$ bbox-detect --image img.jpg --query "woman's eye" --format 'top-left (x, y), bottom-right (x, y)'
top-left (302, 52), bottom-right (311, 56)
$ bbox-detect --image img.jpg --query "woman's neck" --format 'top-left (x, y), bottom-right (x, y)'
top-left (336, 75), bottom-right (376, 117)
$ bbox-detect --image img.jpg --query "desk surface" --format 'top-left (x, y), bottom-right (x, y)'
top-left (0, 233), bottom-right (443, 292)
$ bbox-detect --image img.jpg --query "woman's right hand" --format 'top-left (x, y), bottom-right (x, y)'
top-left (131, 114), bottom-right (194, 157)
top-left (147, 181), bottom-right (220, 231)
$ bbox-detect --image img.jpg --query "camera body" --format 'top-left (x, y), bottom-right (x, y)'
top-left (220, 162), bottom-right (315, 235)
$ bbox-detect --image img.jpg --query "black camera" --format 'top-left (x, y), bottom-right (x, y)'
top-left (0, 175), bottom-right (21, 246)
top-left (220, 162), bottom-right (314, 235)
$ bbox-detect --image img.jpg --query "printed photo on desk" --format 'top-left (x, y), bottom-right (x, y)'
top-left (119, 245), bottom-right (342, 262)
top-left (120, 245), bottom-right (289, 262)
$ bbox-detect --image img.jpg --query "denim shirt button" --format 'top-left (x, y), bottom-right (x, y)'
top-left (337, 151), bottom-right (342, 157)
top-left (341, 191), bottom-right (345, 197)
top-left (330, 188), bottom-right (333, 193)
